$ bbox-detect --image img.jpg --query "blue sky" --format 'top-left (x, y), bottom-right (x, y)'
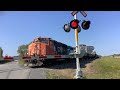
top-left (0, 11), bottom-right (120, 56)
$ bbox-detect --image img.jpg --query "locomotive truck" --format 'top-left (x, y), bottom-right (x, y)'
top-left (22, 37), bottom-right (98, 67)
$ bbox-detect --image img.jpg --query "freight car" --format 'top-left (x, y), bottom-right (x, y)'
top-left (22, 37), bottom-right (74, 67)
top-left (0, 54), bottom-right (14, 61)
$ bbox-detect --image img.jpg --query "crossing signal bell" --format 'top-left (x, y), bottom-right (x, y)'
top-left (81, 20), bottom-right (91, 30)
top-left (70, 19), bottom-right (80, 29)
top-left (77, 25), bottom-right (81, 33)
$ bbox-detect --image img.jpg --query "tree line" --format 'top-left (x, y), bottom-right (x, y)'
top-left (0, 44), bottom-right (29, 60)
top-left (0, 47), bottom-right (3, 59)
top-left (17, 44), bottom-right (29, 56)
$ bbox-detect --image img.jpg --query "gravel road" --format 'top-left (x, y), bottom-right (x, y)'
top-left (0, 58), bottom-right (96, 79)
top-left (0, 61), bottom-right (47, 79)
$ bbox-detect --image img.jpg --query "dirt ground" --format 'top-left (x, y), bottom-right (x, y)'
top-left (45, 58), bottom-right (98, 79)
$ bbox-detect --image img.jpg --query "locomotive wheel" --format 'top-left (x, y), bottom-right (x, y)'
top-left (28, 60), bottom-right (43, 68)
top-left (37, 60), bottom-right (43, 66)
top-left (24, 63), bottom-right (28, 67)
top-left (24, 60), bottom-right (29, 67)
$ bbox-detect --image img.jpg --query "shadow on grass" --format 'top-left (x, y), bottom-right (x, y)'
top-left (44, 59), bottom-right (76, 69)
top-left (33, 57), bottom-right (100, 69)
top-left (80, 57), bottom-right (99, 68)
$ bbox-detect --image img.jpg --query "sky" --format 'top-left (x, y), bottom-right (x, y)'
top-left (0, 11), bottom-right (120, 56)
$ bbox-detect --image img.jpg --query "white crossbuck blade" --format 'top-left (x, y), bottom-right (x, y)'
top-left (71, 11), bottom-right (87, 17)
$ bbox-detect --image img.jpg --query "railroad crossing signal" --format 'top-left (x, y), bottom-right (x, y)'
top-left (63, 11), bottom-right (91, 79)
top-left (71, 11), bottom-right (90, 30)
top-left (63, 11), bottom-right (91, 32)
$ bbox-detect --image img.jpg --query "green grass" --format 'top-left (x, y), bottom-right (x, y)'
top-left (46, 69), bottom-right (75, 79)
top-left (85, 57), bottom-right (120, 79)
top-left (18, 59), bottom-right (25, 66)
top-left (46, 71), bottom-right (68, 79)
top-left (18, 55), bottom-right (25, 66)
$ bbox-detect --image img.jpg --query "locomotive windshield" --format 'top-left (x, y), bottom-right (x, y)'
top-left (35, 38), bottom-right (49, 44)
top-left (40, 39), bottom-right (48, 44)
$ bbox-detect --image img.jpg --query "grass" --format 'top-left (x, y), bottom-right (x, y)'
top-left (18, 59), bottom-right (25, 66)
top-left (85, 57), bottom-right (120, 79)
top-left (46, 71), bottom-right (67, 79)
top-left (0, 60), bottom-right (11, 64)
top-left (46, 69), bottom-right (75, 79)
top-left (46, 57), bottom-right (120, 79)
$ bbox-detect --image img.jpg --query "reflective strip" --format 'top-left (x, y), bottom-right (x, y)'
top-left (80, 11), bottom-right (87, 17)
top-left (71, 11), bottom-right (78, 16)
top-left (22, 55), bottom-right (70, 59)
top-left (22, 57), bottom-right (31, 59)
top-left (39, 56), bottom-right (47, 58)
top-left (4, 57), bottom-right (13, 59)
top-left (54, 56), bottom-right (61, 58)
top-left (4, 58), bottom-right (14, 60)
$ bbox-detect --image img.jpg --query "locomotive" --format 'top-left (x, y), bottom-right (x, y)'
top-left (22, 37), bottom-right (98, 67)
top-left (78, 44), bottom-right (98, 59)
top-left (22, 37), bottom-right (74, 67)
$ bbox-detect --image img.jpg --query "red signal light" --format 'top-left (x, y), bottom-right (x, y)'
top-left (70, 19), bottom-right (79, 29)
top-left (72, 22), bottom-right (77, 27)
